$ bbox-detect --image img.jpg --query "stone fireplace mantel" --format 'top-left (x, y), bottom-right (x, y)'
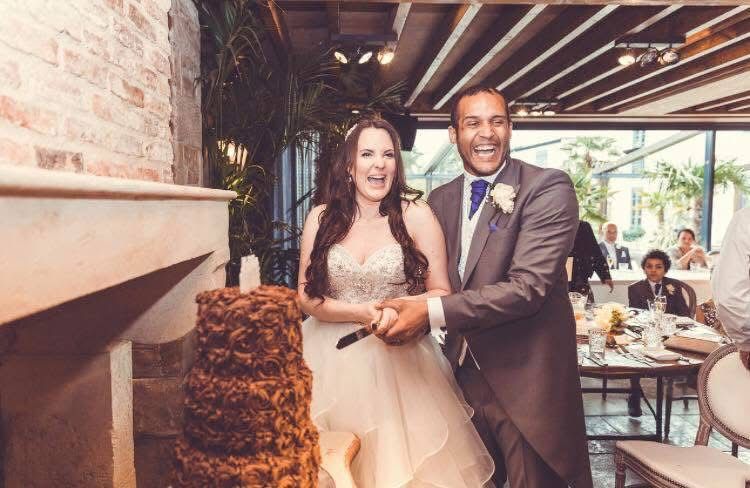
top-left (0, 164), bottom-right (235, 336)
top-left (0, 164), bottom-right (235, 487)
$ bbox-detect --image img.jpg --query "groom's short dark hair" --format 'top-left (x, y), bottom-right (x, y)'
top-left (450, 85), bottom-right (511, 128)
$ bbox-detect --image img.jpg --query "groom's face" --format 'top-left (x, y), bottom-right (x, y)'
top-left (449, 91), bottom-right (512, 177)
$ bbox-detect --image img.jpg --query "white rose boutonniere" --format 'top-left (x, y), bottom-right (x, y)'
top-left (488, 183), bottom-right (517, 214)
top-left (665, 284), bottom-right (676, 295)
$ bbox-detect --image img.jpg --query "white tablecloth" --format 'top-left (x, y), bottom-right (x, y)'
top-left (590, 269), bottom-right (712, 306)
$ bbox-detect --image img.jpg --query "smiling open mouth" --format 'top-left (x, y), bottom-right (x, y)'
top-left (473, 144), bottom-right (497, 156)
top-left (367, 175), bottom-right (386, 185)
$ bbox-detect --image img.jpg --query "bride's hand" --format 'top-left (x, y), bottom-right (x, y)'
top-left (374, 307), bottom-right (398, 337)
top-left (358, 302), bottom-right (382, 329)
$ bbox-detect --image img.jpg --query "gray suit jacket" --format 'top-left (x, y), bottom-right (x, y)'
top-left (428, 158), bottom-right (592, 488)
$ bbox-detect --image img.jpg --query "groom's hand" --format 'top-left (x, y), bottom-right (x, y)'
top-left (376, 299), bottom-right (429, 345)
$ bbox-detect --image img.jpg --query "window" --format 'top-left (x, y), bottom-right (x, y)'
top-left (630, 189), bottom-right (643, 227)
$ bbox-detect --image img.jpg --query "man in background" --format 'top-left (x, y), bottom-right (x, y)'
top-left (712, 208), bottom-right (750, 370)
top-left (599, 221), bottom-right (632, 270)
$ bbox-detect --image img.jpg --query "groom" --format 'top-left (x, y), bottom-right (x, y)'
top-left (379, 86), bottom-right (592, 488)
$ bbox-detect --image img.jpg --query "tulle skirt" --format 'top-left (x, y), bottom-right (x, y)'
top-left (302, 317), bottom-right (495, 488)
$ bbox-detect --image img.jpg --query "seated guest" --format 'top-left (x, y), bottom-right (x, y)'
top-left (598, 221), bottom-right (633, 270)
top-left (626, 250), bottom-right (691, 417)
top-left (570, 220), bottom-right (613, 301)
top-left (628, 249), bottom-right (691, 317)
top-left (667, 228), bottom-right (708, 270)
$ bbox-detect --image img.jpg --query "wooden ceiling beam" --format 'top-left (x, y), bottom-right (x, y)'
top-left (695, 90), bottom-right (750, 111)
top-left (477, 6), bottom-right (608, 96)
top-left (389, 2), bottom-right (411, 39)
top-left (537, 5), bottom-right (738, 102)
top-left (508, 5), bottom-right (671, 103)
top-left (562, 15), bottom-right (750, 110)
top-left (404, 3), bottom-right (481, 107)
top-left (430, 5), bottom-right (545, 110)
top-left (591, 40), bottom-right (750, 112)
top-left (326, 2), bottom-right (340, 35)
top-left (612, 58), bottom-right (750, 113)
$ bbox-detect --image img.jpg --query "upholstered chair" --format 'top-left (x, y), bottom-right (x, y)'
top-left (615, 344), bottom-right (750, 488)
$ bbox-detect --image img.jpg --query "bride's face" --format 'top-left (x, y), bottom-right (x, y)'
top-left (350, 128), bottom-right (397, 204)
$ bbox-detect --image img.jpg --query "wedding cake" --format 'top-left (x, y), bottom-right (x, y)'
top-left (172, 285), bottom-right (320, 487)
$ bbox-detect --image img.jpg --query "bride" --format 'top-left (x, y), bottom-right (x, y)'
top-left (298, 117), bottom-right (494, 487)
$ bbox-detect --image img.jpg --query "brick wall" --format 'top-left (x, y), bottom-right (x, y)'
top-left (0, 0), bottom-right (202, 184)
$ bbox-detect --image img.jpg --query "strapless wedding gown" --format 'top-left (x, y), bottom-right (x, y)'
top-left (303, 243), bottom-right (494, 488)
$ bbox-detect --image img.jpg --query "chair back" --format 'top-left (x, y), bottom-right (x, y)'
top-left (696, 299), bottom-right (728, 336)
top-left (675, 279), bottom-right (697, 318)
top-left (696, 344), bottom-right (750, 449)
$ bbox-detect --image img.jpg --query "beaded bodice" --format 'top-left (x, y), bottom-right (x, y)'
top-left (327, 243), bottom-right (410, 304)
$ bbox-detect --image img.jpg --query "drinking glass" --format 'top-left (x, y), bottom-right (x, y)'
top-left (588, 327), bottom-right (607, 358)
top-left (569, 292), bottom-right (587, 323)
top-left (642, 325), bottom-right (663, 350)
top-left (661, 315), bottom-right (677, 336)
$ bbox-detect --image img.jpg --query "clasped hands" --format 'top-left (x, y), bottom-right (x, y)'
top-left (362, 298), bottom-right (430, 346)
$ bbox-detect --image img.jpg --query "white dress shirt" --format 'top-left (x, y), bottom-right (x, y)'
top-left (426, 162), bottom-right (505, 366)
top-left (712, 207), bottom-right (750, 352)
top-left (649, 280), bottom-right (663, 297)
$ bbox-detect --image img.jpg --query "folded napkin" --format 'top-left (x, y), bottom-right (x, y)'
top-left (643, 349), bottom-right (681, 361)
top-left (675, 327), bottom-right (723, 343)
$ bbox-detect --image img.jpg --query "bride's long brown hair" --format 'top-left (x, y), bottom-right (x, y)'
top-left (304, 117), bottom-right (428, 300)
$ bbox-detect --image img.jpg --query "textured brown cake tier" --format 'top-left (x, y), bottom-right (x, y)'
top-left (174, 285), bottom-right (319, 486)
top-left (194, 286), bottom-right (304, 373)
top-left (172, 435), bottom-right (320, 488)
top-left (183, 370), bottom-right (314, 453)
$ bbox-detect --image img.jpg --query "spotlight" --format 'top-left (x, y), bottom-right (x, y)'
top-left (351, 109), bottom-right (360, 114)
top-left (639, 46), bottom-right (659, 67)
top-left (543, 109), bottom-right (556, 116)
top-left (377, 48), bottom-right (395, 65)
top-left (357, 50), bottom-right (373, 64)
top-left (516, 107), bottom-right (529, 116)
top-left (530, 110), bottom-right (542, 117)
top-left (618, 49), bottom-right (636, 66)
top-left (334, 50), bottom-right (348, 64)
top-left (659, 47), bottom-right (679, 65)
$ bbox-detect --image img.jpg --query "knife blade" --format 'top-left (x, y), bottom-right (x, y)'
top-left (335, 327), bottom-right (372, 349)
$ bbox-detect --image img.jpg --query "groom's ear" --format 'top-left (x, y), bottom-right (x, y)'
top-left (448, 125), bottom-right (457, 144)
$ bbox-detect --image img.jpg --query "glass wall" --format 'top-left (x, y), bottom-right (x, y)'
top-left (403, 128), bottom-right (750, 264)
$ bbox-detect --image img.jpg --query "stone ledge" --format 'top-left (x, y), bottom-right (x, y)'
top-left (0, 164), bottom-right (234, 328)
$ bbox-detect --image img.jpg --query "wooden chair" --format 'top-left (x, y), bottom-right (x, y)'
top-left (676, 279), bottom-right (697, 318)
top-left (615, 344), bottom-right (750, 488)
top-left (319, 432), bottom-right (361, 488)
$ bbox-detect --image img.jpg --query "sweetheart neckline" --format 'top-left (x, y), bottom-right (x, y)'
top-left (332, 242), bottom-right (401, 268)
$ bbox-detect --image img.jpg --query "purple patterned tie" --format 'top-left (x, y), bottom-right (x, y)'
top-left (468, 179), bottom-right (489, 220)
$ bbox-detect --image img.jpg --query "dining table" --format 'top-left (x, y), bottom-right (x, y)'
top-left (577, 310), bottom-right (724, 442)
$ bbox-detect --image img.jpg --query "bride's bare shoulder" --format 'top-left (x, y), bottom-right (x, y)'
top-left (402, 199), bottom-right (434, 225)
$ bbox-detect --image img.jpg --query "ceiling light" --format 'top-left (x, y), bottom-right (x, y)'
top-left (530, 110), bottom-right (542, 117)
top-left (334, 50), bottom-right (348, 64)
top-left (543, 109), bottom-right (556, 116)
top-left (357, 50), bottom-right (373, 64)
top-left (351, 109), bottom-right (360, 114)
top-left (618, 49), bottom-right (636, 67)
top-left (377, 48), bottom-right (395, 65)
top-left (639, 46), bottom-right (659, 67)
top-left (516, 107), bottom-right (529, 116)
top-left (659, 47), bottom-right (679, 65)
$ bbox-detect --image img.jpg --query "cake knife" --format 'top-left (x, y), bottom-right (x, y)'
top-left (336, 327), bottom-right (372, 349)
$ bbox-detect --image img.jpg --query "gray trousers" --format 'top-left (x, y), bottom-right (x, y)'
top-left (456, 362), bottom-right (568, 488)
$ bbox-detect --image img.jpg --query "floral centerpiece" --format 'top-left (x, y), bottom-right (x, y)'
top-left (593, 303), bottom-right (628, 346)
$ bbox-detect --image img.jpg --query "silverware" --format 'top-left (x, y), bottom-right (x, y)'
top-left (584, 353), bottom-right (607, 367)
top-left (618, 345), bottom-right (654, 366)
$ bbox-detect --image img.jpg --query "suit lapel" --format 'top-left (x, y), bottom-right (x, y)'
top-left (441, 177), bottom-right (463, 293)
top-left (461, 159), bottom-right (520, 290)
